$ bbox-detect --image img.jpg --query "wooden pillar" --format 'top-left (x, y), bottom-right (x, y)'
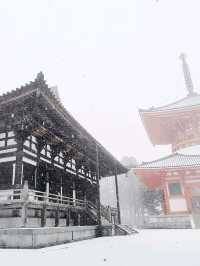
top-left (68, 209), bottom-right (71, 226)
top-left (60, 175), bottom-right (63, 204)
top-left (34, 168), bottom-right (37, 189)
top-left (55, 206), bottom-right (60, 227)
top-left (34, 155), bottom-right (39, 189)
top-left (15, 137), bottom-right (24, 185)
top-left (12, 163), bottom-right (16, 185)
top-left (66, 209), bottom-right (70, 226)
top-left (73, 181), bottom-right (76, 206)
top-left (163, 181), bottom-right (170, 215)
top-left (46, 180), bottom-right (49, 202)
top-left (21, 180), bottom-right (29, 227)
top-left (114, 165), bottom-right (121, 224)
top-left (96, 144), bottom-right (102, 226)
top-left (41, 204), bottom-right (47, 227)
top-left (35, 138), bottom-right (44, 189)
top-left (84, 190), bottom-right (87, 208)
top-left (77, 213), bottom-right (81, 226)
top-left (81, 211), bottom-right (86, 226)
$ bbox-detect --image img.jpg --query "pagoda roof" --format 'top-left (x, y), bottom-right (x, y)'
top-left (135, 153), bottom-right (200, 170)
top-left (138, 93), bottom-right (200, 147)
top-left (0, 72), bottom-right (127, 176)
top-left (140, 93), bottom-right (200, 114)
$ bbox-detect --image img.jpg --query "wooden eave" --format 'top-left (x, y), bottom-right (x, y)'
top-left (37, 91), bottom-right (127, 176)
top-left (0, 76), bottom-right (127, 176)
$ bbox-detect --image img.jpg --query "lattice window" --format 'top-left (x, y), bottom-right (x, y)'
top-left (169, 182), bottom-right (182, 196)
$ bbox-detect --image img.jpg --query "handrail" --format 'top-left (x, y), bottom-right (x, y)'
top-left (28, 189), bottom-right (85, 203)
top-left (0, 188), bottom-right (117, 223)
top-left (0, 188), bottom-right (23, 201)
top-left (28, 189), bottom-right (86, 207)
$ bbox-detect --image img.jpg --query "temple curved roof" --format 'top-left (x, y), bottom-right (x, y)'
top-left (140, 93), bottom-right (200, 114)
top-left (135, 153), bottom-right (200, 169)
top-left (138, 91), bottom-right (200, 148)
top-left (0, 72), bottom-right (127, 176)
top-left (179, 145), bottom-right (200, 155)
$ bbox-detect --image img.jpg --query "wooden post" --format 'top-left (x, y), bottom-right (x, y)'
top-left (41, 204), bottom-right (47, 227)
top-left (34, 168), bottom-right (37, 189)
top-left (66, 209), bottom-right (70, 226)
top-left (78, 213), bottom-right (81, 226)
top-left (46, 181), bottom-right (49, 202)
top-left (41, 178), bottom-right (49, 227)
top-left (15, 137), bottom-right (24, 185)
top-left (55, 206), bottom-right (60, 227)
top-left (108, 206), bottom-right (112, 223)
top-left (84, 191), bottom-right (87, 208)
top-left (73, 181), bottom-right (76, 206)
top-left (12, 163), bottom-right (16, 185)
top-left (22, 180), bottom-right (29, 200)
top-left (68, 209), bottom-right (71, 226)
top-left (35, 137), bottom-right (45, 189)
top-left (96, 144), bottom-right (102, 227)
top-left (60, 174), bottom-right (63, 204)
top-left (21, 180), bottom-right (29, 227)
top-left (114, 165), bottom-right (121, 224)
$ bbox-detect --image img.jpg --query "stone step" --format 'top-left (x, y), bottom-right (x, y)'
top-left (115, 224), bottom-right (139, 235)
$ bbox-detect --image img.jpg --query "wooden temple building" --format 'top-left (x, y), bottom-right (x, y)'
top-left (0, 72), bottom-right (127, 229)
top-left (134, 54), bottom-right (200, 215)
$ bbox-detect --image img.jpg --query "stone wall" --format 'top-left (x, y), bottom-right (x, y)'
top-left (142, 215), bottom-right (192, 229)
top-left (0, 226), bottom-right (98, 248)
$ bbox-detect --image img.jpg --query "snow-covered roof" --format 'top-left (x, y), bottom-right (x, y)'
top-left (140, 93), bottom-right (200, 113)
top-left (179, 145), bottom-right (200, 155)
top-left (136, 153), bottom-right (200, 169)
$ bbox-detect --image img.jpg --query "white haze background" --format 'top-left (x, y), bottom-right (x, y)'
top-left (0, 0), bottom-right (200, 162)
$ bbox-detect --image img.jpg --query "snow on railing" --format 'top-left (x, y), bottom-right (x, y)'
top-left (0, 187), bottom-right (117, 223)
top-left (0, 188), bottom-right (22, 201)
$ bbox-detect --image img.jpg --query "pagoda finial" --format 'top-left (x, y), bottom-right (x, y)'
top-left (179, 53), bottom-right (195, 96)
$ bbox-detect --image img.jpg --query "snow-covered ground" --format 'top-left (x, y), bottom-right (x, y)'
top-left (1, 230), bottom-right (200, 266)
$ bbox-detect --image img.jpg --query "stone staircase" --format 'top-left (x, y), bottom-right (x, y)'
top-left (86, 202), bottom-right (117, 225)
top-left (115, 224), bottom-right (139, 235)
top-left (86, 203), bottom-right (138, 235)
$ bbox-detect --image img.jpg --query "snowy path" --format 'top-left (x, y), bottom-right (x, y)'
top-left (1, 230), bottom-right (200, 266)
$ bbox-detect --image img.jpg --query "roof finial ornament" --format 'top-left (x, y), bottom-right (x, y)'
top-left (34, 71), bottom-right (47, 90)
top-left (179, 53), bottom-right (195, 96)
top-left (36, 72), bottom-right (44, 81)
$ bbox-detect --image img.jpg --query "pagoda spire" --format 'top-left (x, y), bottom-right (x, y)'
top-left (179, 53), bottom-right (195, 96)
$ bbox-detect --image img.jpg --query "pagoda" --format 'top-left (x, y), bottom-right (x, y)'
top-left (0, 73), bottom-right (127, 229)
top-left (134, 54), bottom-right (200, 215)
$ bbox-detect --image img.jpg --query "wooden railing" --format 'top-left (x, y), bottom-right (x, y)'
top-left (0, 188), bottom-right (22, 201)
top-left (0, 188), bottom-right (86, 208)
top-left (0, 187), bottom-right (118, 224)
top-left (86, 201), bottom-right (118, 223)
top-left (28, 189), bottom-right (86, 208)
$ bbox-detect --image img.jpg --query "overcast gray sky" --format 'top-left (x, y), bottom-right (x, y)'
top-left (0, 0), bottom-right (199, 163)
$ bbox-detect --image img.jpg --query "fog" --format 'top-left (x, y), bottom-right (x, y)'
top-left (0, 0), bottom-right (199, 162)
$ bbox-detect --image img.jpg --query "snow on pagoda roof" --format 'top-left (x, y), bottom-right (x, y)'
top-left (179, 145), bottom-right (200, 155)
top-left (140, 93), bottom-right (200, 113)
top-left (135, 153), bottom-right (200, 169)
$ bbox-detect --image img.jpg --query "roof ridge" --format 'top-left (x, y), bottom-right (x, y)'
top-left (177, 152), bottom-right (200, 158)
top-left (141, 152), bottom-right (179, 166)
